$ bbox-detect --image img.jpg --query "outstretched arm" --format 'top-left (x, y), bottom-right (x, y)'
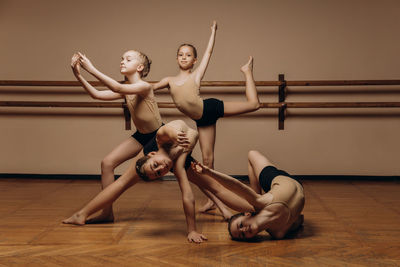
top-left (71, 54), bottom-right (123, 101)
top-left (194, 21), bottom-right (217, 84)
top-left (192, 162), bottom-right (264, 210)
top-left (174, 154), bottom-right (207, 243)
top-left (151, 77), bottom-right (170, 91)
top-left (77, 52), bottom-right (152, 95)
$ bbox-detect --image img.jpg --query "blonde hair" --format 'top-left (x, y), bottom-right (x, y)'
top-left (127, 50), bottom-right (152, 78)
top-left (136, 51), bottom-right (152, 78)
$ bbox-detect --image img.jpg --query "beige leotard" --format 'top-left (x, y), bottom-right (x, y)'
top-left (267, 176), bottom-right (305, 225)
top-left (125, 93), bottom-right (162, 134)
top-left (169, 75), bottom-right (204, 120)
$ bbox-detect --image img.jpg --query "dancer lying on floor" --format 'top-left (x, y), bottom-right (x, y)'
top-left (190, 150), bottom-right (305, 241)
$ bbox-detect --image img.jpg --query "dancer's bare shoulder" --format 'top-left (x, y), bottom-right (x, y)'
top-left (165, 120), bottom-right (188, 132)
top-left (256, 192), bottom-right (274, 209)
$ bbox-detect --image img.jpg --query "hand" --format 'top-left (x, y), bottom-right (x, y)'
top-left (71, 53), bottom-right (79, 68)
top-left (77, 52), bottom-right (96, 72)
top-left (71, 53), bottom-right (81, 76)
top-left (191, 161), bottom-right (210, 174)
top-left (187, 231), bottom-right (207, 244)
top-left (211, 20), bottom-right (217, 31)
top-left (176, 131), bottom-right (190, 149)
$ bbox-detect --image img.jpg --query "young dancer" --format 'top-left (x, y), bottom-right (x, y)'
top-left (63, 120), bottom-right (208, 243)
top-left (152, 21), bottom-right (260, 216)
top-left (190, 150), bottom-right (305, 241)
top-left (122, 148), bottom-right (305, 241)
top-left (71, 50), bottom-right (162, 223)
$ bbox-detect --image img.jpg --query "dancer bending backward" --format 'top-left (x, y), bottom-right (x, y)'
top-left (190, 150), bottom-right (305, 241)
top-left (63, 120), bottom-right (208, 243)
top-left (153, 21), bottom-right (260, 217)
top-left (71, 50), bottom-right (162, 223)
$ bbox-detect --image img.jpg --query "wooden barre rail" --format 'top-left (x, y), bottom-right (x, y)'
top-left (1, 75), bottom-right (400, 130)
top-left (2, 101), bottom-right (400, 109)
top-left (2, 100), bottom-right (400, 131)
top-left (2, 80), bottom-right (400, 87)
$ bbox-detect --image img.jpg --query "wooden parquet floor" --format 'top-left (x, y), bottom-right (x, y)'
top-left (0, 178), bottom-right (399, 266)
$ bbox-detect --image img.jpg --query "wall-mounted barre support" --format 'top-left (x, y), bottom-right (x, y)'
top-left (278, 103), bottom-right (287, 130)
top-left (278, 74), bottom-right (287, 130)
top-left (123, 98), bottom-right (131, 130)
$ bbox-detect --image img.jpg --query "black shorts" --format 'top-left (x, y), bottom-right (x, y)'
top-left (143, 135), bottom-right (158, 155)
top-left (143, 135), bottom-right (194, 171)
top-left (259, 166), bottom-right (302, 192)
top-left (195, 98), bottom-right (224, 127)
top-left (131, 125), bottom-right (163, 147)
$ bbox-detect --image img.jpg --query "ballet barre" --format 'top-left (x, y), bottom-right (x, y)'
top-left (2, 79), bottom-right (400, 87)
top-left (1, 75), bottom-right (400, 130)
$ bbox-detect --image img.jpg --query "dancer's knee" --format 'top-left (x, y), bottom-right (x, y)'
top-left (202, 154), bottom-right (214, 168)
top-left (248, 150), bottom-right (260, 162)
top-left (101, 157), bottom-right (117, 171)
top-left (248, 150), bottom-right (273, 169)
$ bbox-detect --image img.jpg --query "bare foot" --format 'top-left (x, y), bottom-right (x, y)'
top-left (86, 212), bottom-right (115, 224)
top-left (62, 212), bottom-right (86, 225)
top-left (240, 56), bottom-right (253, 73)
top-left (198, 199), bottom-right (216, 213)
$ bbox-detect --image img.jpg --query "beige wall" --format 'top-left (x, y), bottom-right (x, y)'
top-left (1, 0), bottom-right (400, 175)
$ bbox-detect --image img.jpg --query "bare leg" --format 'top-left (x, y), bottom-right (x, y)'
top-left (223, 56), bottom-right (260, 116)
top-left (197, 124), bottom-right (217, 212)
top-left (63, 160), bottom-right (140, 225)
top-left (247, 150), bottom-right (275, 178)
top-left (198, 124), bottom-right (216, 169)
top-left (247, 150), bottom-right (275, 194)
top-left (248, 157), bottom-right (262, 194)
top-left (91, 138), bottom-right (142, 223)
top-left (197, 188), bottom-right (233, 220)
top-left (197, 125), bottom-right (232, 218)
top-left (187, 169), bottom-right (254, 213)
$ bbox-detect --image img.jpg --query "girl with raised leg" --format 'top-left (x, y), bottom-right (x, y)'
top-left (153, 21), bottom-right (260, 218)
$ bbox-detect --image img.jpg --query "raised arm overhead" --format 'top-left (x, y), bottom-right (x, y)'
top-left (194, 21), bottom-right (217, 84)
